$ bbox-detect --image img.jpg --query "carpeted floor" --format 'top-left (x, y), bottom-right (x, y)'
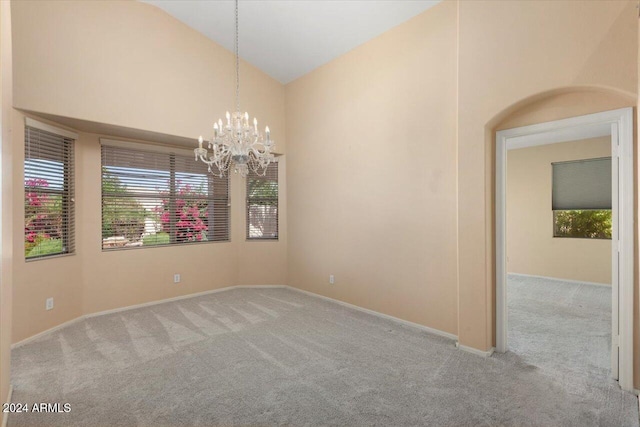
top-left (508, 274), bottom-right (613, 383)
top-left (9, 285), bottom-right (639, 426)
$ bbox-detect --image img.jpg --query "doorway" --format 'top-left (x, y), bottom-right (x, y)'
top-left (495, 108), bottom-right (634, 391)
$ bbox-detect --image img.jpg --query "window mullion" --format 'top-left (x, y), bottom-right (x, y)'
top-left (208, 176), bottom-right (215, 241)
top-left (169, 154), bottom-right (177, 244)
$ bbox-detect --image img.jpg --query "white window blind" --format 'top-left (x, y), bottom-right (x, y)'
top-left (247, 162), bottom-right (279, 240)
top-left (101, 144), bottom-right (229, 250)
top-left (24, 125), bottom-right (75, 259)
top-left (552, 157), bottom-right (612, 210)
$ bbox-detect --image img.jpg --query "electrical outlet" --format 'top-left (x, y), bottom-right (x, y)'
top-left (329, 275), bottom-right (335, 285)
top-left (174, 274), bottom-right (181, 284)
top-left (46, 297), bottom-right (54, 311)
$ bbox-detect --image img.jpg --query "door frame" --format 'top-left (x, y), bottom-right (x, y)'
top-left (495, 107), bottom-right (634, 392)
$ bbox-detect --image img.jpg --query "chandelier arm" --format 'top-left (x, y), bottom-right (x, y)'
top-left (248, 153), bottom-right (260, 175)
top-left (198, 154), bottom-right (213, 166)
top-left (251, 152), bottom-right (270, 176)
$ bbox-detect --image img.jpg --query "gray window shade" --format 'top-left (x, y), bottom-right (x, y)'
top-left (24, 126), bottom-right (75, 259)
top-left (101, 145), bottom-right (229, 249)
top-left (552, 157), bottom-right (611, 210)
top-left (247, 162), bottom-right (278, 240)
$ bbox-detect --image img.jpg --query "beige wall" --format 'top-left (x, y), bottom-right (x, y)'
top-left (456, 0), bottom-right (637, 356)
top-left (285, 0), bottom-right (459, 336)
top-left (286, 0), bottom-right (639, 386)
top-left (6, 0), bottom-right (640, 391)
top-left (285, 0), bottom-right (638, 354)
top-left (11, 0), bottom-right (286, 153)
top-left (636, 10), bottom-right (640, 395)
top-left (507, 137), bottom-right (612, 284)
top-left (10, 1), bottom-right (287, 344)
top-left (11, 113), bottom-right (84, 344)
top-left (0, 0), bottom-right (13, 407)
top-left (11, 112), bottom-right (288, 344)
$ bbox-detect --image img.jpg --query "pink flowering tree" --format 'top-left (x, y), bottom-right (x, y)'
top-left (155, 181), bottom-right (208, 242)
top-left (25, 178), bottom-right (62, 255)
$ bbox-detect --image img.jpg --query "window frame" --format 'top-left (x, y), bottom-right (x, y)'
top-left (551, 157), bottom-right (612, 240)
top-left (246, 161), bottom-right (279, 241)
top-left (552, 209), bottom-right (612, 240)
top-left (101, 141), bottom-right (230, 251)
top-left (24, 122), bottom-right (76, 261)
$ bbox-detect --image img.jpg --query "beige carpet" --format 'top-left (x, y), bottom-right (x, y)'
top-left (9, 286), bottom-right (639, 426)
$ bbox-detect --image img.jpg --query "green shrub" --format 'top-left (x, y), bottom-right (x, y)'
top-left (553, 210), bottom-right (612, 239)
top-left (27, 238), bottom-right (63, 258)
top-left (142, 232), bottom-right (170, 246)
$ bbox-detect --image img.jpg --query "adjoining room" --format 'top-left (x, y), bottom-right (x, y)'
top-left (507, 131), bottom-right (614, 383)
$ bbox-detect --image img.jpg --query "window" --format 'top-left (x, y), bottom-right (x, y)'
top-left (247, 162), bottom-right (278, 240)
top-left (552, 157), bottom-right (611, 239)
top-left (101, 143), bottom-right (229, 250)
top-left (24, 126), bottom-right (75, 259)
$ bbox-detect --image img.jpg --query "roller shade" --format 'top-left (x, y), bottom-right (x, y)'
top-left (552, 157), bottom-right (611, 210)
top-left (24, 126), bottom-right (75, 259)
top-left (247, 162), bottom-right (278, 240)
top-left (101, 144), bottom-right (229, 249)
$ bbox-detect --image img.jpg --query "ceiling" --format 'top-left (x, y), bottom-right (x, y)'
top-left (141, 0), bottom-right (442, 84)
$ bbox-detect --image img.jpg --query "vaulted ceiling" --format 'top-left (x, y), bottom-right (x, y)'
top-left (141, 0), bottom-right (442, 84)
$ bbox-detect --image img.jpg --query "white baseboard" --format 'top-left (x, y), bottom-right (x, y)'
top-left (456, 342), bottom-right (495, 357)
top-left (84, 286), bottom-right (243, 319)
top-left (507, 273), bottom-right (610, 287)
top-left (87, 285), bottom-right (287, 319)
top-left (284, 286), bottom-right (458, 341)
top-left (11, 316), bottom-right (85, 349)
top-left (12, 285), bottom-right (287, 349)
top-left (2, 385), bottom-right (13, 427)
top-left (236, 285), bottom-right (287, 289)
top-left (12, 284), bottom-right (461, 354)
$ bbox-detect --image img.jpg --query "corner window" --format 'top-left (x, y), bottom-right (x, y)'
top-left (552, 157), bottom-right (611, 239)
top-left (24, 126), bottom-right (75, 259)
top-left (101, 144), bottom-right (229, 250)
top-left (246, 162), bottom-right (278, 240)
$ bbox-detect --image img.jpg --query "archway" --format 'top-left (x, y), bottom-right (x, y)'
top-left (487, 86), bottom-right (636, 392)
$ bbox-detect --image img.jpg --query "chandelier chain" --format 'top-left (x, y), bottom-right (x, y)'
top-left (194, 0), bottom-right (275, 178)
top-left (235, 0), bottom-right (240, 113)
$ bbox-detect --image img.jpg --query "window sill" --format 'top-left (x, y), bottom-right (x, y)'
top-left (552, 236), bottom-right (612, 240)
top-left (25, 252), bottom-right (75, 263)
top-left (101, 239), bottom-right (231, 252)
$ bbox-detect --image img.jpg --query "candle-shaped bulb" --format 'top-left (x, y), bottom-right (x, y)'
top-left (265, 126), bottom-right (270, 141)
top-left (218, 119), bottom-right (223, 130)
top-left (226, 111), bottom-right (231, 126)
top-left (213, 122), bottom-right (219, 137)
top-left (198, 135), bottom-right (203, 149)
top-left (253, 117), bottom-right (258, 133)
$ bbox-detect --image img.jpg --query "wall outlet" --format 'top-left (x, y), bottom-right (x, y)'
top-left (46, 297), bottom-right (54, 311)
top-left (174, 274), bottom-right (181, 284)
top-left (329, 275), bottom-right (335, 285)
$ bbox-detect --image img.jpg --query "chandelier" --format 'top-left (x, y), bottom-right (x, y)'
top-left (194, 0), bottom-right (275, 178)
